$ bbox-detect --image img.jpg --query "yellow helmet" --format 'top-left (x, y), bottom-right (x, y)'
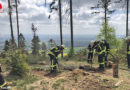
top-left (61, 45), bottom-right (67, 49)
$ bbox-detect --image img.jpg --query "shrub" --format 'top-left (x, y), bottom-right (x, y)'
top-left (26, 55), bottom-right (45, 64)
top-left (10, 51), bottom-right (30, 77)
top-left (68, 47), bottom-right (74, 58)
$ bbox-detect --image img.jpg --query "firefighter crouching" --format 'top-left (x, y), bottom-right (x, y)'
top-left (87, 41), bottom-right (94, 64)
top-left (127, 36), bottom-right (130, 68)
top-left (0, 64), bottom-right (8, 90)
top-left (48, 45), bottom-right (65, 73)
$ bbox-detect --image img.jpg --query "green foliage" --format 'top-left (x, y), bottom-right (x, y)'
top-left (28, 86), bottom-right (36, 90)
top-left (65, 47), bottom-right (87, 61)
top-left (9, 39), bottom-right (17, 50)
top-left (40, 80), bottom-right (49, 85)
top-left (98, 21), bottom-right (120, 48)
top-left (31, 23), bottom-right (40, 55)
top-left (108, 48), bottom-right (126, 64)
top-left (41, 42), bottom-right (47, 50)
top-left (119, 38), bottom-right (127, 54)
top-left (48, 39), bottom-right (56, 48)
top-left (73, 75), bottom-right (78, 82)
top-left (3, 40), bottom-right (10, 51)
top-left (106, 38), bottom-right (127, 64)
top-left (32, 36), bottom-right (40, 55)
top-left (19, 33), bottom-right (26, 50)
top-left (41, 42), bottom-right (47, 56)
top-left (9, 74), bottom-right (37, 87)
top-left (9, 51), bottom-right (30, 77)
top-left (26, 55), bottom-right (45, 64)
top-left (68, 47), bottom-right (74, 58)
top-left (52, 79), bottom-right (66, 89)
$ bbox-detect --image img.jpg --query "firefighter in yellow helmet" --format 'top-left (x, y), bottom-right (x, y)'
top-left (48, 45), bottom-right (65, 73)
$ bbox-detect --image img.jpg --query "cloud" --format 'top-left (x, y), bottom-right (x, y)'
top-left (0, 0), bottom-right (129, 39)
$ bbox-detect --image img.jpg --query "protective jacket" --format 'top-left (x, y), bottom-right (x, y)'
top-left (127, 42), bottom-right (130, 68)
top-left (0, 74), bottom-right (6, 88)
top-left (88, 44), bottom-right (93, 53)
top-left (0, 66), bottom-right (7, 89)
top-left (127, 42), bottom-right (130, 54)
top-left (48, 46), bottom-right (62, 57)
top-left (104, 41), bottom-right (110, 52)
top-left (97, 42), bottom-right (106, 70)
top-left (97, 43), bottom-right (106, 55)
top-left (48, 46), bottom-right (63, 72)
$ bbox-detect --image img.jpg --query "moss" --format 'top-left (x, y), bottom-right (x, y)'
top-left (52, 79), bottom-right (66, 89)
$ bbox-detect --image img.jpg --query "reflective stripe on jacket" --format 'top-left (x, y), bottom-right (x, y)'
top-left (0, 82), bottom-right (6, 88)
top-left (128, 45), bottom-right (130, 54)
top-left (99, 62), bottom-right (105, 65)
top-left (98, 45), bottom-right (106, 55)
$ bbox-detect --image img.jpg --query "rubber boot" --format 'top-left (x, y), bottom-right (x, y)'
top-left (105, 63), bottom-right (107, 67)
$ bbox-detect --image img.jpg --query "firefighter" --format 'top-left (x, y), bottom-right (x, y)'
top-left (87, 41), bottom-right (94, 63)
top-left (127, 37), bottom-right (130, 68)
top-left (97, 41), bottom-right (106, 70)
top-left (48, 45), bottom-right (65, 73)
top-left (93, 41), bottom-right (100, 52)
top-left (103, 40), bottom-right (110, 67)
top-left (0, 64), bottom-right (8, 90)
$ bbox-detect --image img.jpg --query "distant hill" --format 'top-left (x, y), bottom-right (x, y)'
top-left (0, 34), bottom-right (125, 50)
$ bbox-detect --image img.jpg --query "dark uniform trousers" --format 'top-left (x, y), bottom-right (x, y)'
top-left (127, 43), bottom-right (130, 68)
top-left (49, 54), bottom-right (58, 72)
top-left (105, 53), bottom-right (108, 66)
top-left (88, 52), bottom-right (93, 63)
top-left (0, 74), bottom-right (8, 90)
top-left (127, 54), bottom-right (130, 68)
top-left (98, 53), bottom-right (105, 70)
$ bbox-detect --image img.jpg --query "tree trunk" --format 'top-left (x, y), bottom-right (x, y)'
top-left (70, 0), bottom-right (74, 50)
top-left (104, 4), bottom-right (107, 40)
top-left (58, 0), bottom-right (63, 58)
top-left (112, 64), bottom-right (118, 78)
top-left (126, 0), bottom-right (129, 37)
top-left (8, 0), bottom-right (15, 43)
top-left (15, 0), bottom-right (20, 48)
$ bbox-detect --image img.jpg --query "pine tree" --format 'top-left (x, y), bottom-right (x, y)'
top-left (19, 33), bottom-right (26, 50)
top-left (32, 36), bottom-right (40, 55)
top-left (91, 0), bottom-right (120, 40)
top-left (41, 42), bottom-right (47, 56)
top-left (31, 23), bottom-right (40, 55)
top-left (3, 40), bottom-right (10, 51)
top-left (41, 42), bottom-right (47, 51)
top-left (48, 39), bottom-right (56, 48)
top-left (98, 21), bottom-right (118, 48)
top-left (9, 39), bottom-right (17, 50)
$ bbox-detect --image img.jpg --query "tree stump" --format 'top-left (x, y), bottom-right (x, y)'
top-left (107, 61), bottom-right (113, 68)
top-left (112, 64), bottom-right (118, 78)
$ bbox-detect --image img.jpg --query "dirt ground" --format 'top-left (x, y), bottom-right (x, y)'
top-left (25, 69), bottom-right (112, 90)
top-left (7, 61), bottom-right (130, 90)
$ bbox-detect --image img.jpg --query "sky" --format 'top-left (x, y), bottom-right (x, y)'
top-left (0, 0), bottom-right (130, 38)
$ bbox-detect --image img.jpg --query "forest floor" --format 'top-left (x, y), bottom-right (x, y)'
top-left (4, 61), bottom-right (130, 90)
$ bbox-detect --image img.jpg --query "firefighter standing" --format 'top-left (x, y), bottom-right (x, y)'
top-left (127, 37), bottom-right (130, 68)
top-left (97, 41), bottom-right (106, 70)
top-left (48, 45), bottom-right (65, 73)
top-left (0, 64), bottom-right (8, 90)
top-left (87, 42), bottom-right (94, 63)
